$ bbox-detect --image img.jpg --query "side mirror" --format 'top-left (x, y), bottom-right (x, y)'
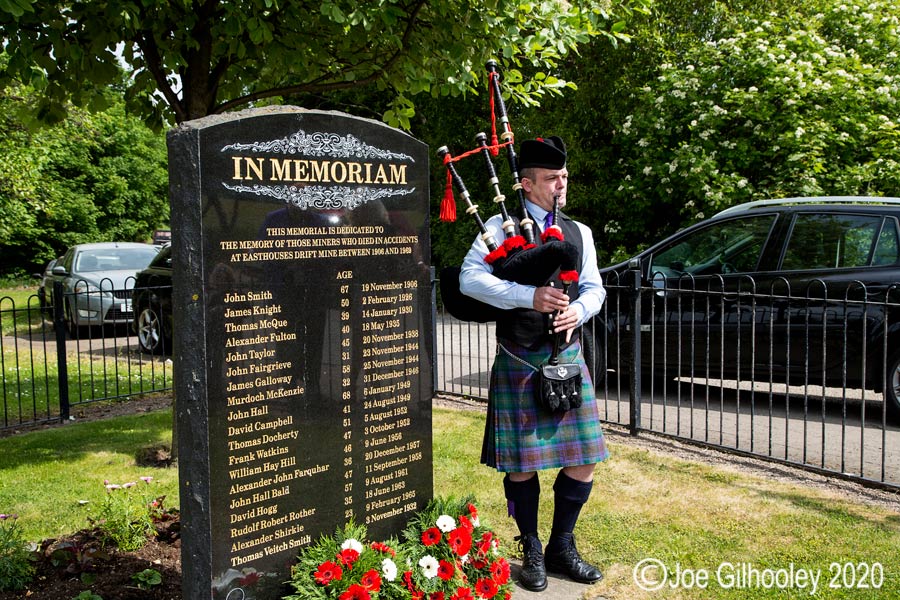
top-left (52, 265), bottom-right (67, 276)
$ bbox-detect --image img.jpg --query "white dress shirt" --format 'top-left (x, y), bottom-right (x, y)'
top-left (458, 199), bottom-right (606, 326)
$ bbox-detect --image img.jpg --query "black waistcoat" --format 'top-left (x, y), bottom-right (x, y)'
top-left (495, 213), bottom-right (584, 349)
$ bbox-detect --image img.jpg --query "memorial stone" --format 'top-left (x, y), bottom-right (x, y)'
top-left (167, 107), bottom-right (433, 600)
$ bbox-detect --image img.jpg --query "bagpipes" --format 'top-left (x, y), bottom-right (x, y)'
top-left (438, 60), bottom-right (580, 325)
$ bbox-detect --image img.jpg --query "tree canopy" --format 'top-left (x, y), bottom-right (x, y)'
top-left (531, 0), bottom-right (900, 264)
top-left (0, 82), bottom-right (169, 275)
top-left (0, 0), bottom-right (646, 130)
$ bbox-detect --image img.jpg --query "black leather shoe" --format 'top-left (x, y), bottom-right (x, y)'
top-left (516, 532), bottom-right (548, 591)
top-left (545, 533), bottom-right (603, 584)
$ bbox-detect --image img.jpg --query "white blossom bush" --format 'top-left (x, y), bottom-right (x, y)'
top-left (608, 0), bottom-right (900, 249)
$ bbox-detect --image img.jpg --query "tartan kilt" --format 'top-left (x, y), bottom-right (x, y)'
top-left (481, 337), bottom-right (610, 472)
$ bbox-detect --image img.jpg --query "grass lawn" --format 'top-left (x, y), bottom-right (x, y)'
top-left (0, 287), bottom-right (44, 338)
top-left (1, 406), bottom-right (898, 599)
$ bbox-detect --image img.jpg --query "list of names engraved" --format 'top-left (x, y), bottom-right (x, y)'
top-left (212, 225), bottom-right (431, 572)
top-left (222, 289), bottom-right (317, 568)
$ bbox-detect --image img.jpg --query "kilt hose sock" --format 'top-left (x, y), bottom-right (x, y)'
top-left (503, 474), bottom-right (540, 536)
top-left (550, 471), bottom-right (593, 541)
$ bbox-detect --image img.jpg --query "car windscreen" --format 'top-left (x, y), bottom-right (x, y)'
top-left (75, 247), bottom-right (160, 272)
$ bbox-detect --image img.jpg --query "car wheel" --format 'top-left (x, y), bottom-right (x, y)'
top-left (65, 301), bottom-right (82, 339)
top-left (885, 352), bottom-right (900, 425)
top-left (137, 306), bottom-right (167, 354)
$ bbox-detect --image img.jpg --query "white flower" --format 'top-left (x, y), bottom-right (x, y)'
top-left (382, 558), bottom-right (398, 582)
top-left (341, 538), bottom-right (363, 553)
top-left (795, 126), bottom-right (805, 138)
top-left (643, 166), bottom-right (653, 175)
top-left (436, 514), bottom-right (456, 532)
top-left (419, 555), bottom-right (439, 579)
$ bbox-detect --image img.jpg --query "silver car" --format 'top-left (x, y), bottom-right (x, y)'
top-left (47, 242), bottom-right (161, 335)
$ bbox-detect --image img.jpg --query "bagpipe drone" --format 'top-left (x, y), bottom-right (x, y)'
top-left (438, 60), bottom-right (580, 326)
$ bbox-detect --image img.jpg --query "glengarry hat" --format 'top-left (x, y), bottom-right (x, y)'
top-left (518, 136), bottom-right (566, 170)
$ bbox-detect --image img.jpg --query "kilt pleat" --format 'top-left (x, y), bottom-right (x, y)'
top-left (481, 338), bottom-right (610, 472)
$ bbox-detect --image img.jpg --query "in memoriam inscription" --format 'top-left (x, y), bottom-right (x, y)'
top-left (168, 107), bottom-right (433, 600)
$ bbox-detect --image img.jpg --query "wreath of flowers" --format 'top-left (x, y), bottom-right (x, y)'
top-left (285, 497), bottom-right (511, 600)
top-left (400, 496), bottom-right (511, 600)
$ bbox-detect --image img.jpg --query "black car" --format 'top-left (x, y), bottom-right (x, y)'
top-left (600, 197), bottom-right (900, 423)
top-left (132, 243), bottom-right (173, 354)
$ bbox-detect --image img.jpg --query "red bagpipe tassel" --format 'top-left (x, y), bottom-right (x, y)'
top-left (440, 163), bottom-right (457, 222)
top-left (485, 245), bottom-right (508, 265)
top-left (540, 227), bottom-right (564, 243)
top-left (559, 270), bottom-right (580, 284)
top-left (502, 235), bottom-right (527, 253)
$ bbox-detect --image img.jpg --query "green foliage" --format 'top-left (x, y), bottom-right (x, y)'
top-left (48, 541), bottom-right (109, 584)
top-left (89, 478), bottom-right (160, 552)
top-left (71, 592), bottom-right (103, 600)
top-left (0, 0), bottom-right (649, 127)
top-left (602, 0), bottom-right (900, 258)
top-left (521, 0), bottom-right (900, 265)
top-left (0, 83), bottom-right (168, 276)
top-left (131, 567), bottom-right (162, 589)
top-left (0, 513), bottom-right (34, 592)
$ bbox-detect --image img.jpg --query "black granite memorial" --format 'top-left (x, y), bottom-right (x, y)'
top-left (167, 107), bottom-right (433, 600)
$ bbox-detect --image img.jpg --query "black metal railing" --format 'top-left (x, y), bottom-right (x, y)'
top-left (5, 270), bottom-right (898, 489)
top-left (434, 267), bottom-right (900, 489)
top-left (0, 283), bottom-right (172, 430)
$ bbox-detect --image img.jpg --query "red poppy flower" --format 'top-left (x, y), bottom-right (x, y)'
top-left (437, 559), bottom-right (455, 581)
top-left (467, 503), bottom-right (478, 520)
top-left (361, 569), bottom-right (382, 592)
top-left (422, 527), bottom-right (442, 546)
top-left (475, 577), bottom-right (499, 599)
top-left (448, 527), bottom-right (473, 557)
top-left (451, 587), bottom-right (476, 600)
top-left (412, 592), bottom-right (425, 600)
top-left (337, 548), bottom-right (360, 566)
top-left (314, 561), bottom-right (343, 585)
top-left (458, 514), bottom-right (474, 532)
top-left (430, 593), bottom-right (446, 600)
top-left (370, 541), bottom-right (396, 556)
top-left (339, 583), bottom-right (372, 600)
top-left (476, 532), bottom-right (493, 556)
top-left (490, 558), bottom-right (510, 584)
top-left (403, 570), bottom-right (416, 592)
top-left (471, 559), bottom-right (487, 570)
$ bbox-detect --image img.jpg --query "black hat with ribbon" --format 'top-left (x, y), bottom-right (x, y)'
top-left (518, 136), bottom-right (566, 170)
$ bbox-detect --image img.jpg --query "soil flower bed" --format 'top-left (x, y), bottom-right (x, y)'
top-left (0, 513), bottom-right (182, 600)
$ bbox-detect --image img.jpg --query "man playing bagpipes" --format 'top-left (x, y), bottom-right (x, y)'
top-left (458, 135), bottom-right (609, 591)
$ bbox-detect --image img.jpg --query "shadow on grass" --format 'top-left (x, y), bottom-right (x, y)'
top-left (0, 410), bottom-right (174, 470)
